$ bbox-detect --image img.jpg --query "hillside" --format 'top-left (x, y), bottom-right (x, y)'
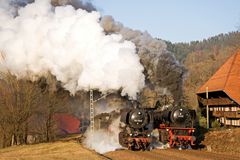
top-left (166, 31), bottom-right (240, 109)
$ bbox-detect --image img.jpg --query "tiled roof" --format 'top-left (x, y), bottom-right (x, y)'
top-left (197, 50), bottom-right (240, 105)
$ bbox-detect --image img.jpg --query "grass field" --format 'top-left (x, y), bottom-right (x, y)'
top-left (0, 141), bottom-right (105, 160)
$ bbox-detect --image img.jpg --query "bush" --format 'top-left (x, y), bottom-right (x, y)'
top-left (211, 120), bottom-right (221, 128)
top-left (199, 116), bottom-right (207, 128)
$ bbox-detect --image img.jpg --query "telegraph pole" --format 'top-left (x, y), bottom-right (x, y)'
top-left (90, 89), bottom-right (94, 133)
top-left (206, 87), bottom-right (209, 129)
top-left (89, 89), bottom-right (113, 133)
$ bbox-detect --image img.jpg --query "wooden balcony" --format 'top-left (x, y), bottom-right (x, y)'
top-left (198, 97), bottom-right (235, 106)
top-left (212, 111), bottom-right (240, 118)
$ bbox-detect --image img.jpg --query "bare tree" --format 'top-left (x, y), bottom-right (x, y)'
top-left (0, 72), bottom-right (41, 146)
top-left (0, 72), bottom-right (70, 147)
top-left (35, 74), bottom-right (69, 142)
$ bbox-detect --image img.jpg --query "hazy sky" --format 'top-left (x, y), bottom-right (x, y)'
top-left (93, 0), bottom-right (240, 43)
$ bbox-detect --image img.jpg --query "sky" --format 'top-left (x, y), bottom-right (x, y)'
top-left (93, 0), bottom-right (240, 43)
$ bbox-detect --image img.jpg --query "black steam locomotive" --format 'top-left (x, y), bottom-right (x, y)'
top-left (119, 102), bottom-right (196, 150)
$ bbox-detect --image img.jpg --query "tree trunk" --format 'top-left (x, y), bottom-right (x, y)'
top-left (11, 134), bottom-right (15, 146)
top-left (46, 117), bottom-right (51, 142)
top-left (24, 123), bottom-right (28, 144)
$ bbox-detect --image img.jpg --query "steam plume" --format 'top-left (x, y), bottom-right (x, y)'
top-left (101, 16), bottom-right (185, 103)
top-left (5, 0), bottom-right (96, 11)
top-left (84, 118), bottom-right (121, 154)
top-left (51, 0), bottom-right (96, 11)
top-left (0, 0), bottom-right (145, 99)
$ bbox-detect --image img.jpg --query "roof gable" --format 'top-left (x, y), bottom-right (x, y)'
top-left (197, 51), bottom-right (240, 105)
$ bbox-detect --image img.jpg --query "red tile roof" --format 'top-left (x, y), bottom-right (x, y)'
top-left (197, 50), bottom-right (240, 105)
top-left (54, 113), bottom-right (80, 135)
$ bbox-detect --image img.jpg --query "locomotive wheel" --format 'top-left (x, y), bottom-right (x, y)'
top-left (118, 131), bottom-right (128, 148)
top-left (141, 142), bottom-right (151, 151)
top-left (159, 130), bottom-right (168, 144)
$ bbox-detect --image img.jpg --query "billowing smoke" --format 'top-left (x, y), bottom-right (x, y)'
top-left (0, 0), bottom-right (145, 99)
top-left (101, 16), bottom-right (185, 103)
top-left (51, 0), bottom-right (96, 11)
top-left (0, 0), bottom-right (185, 154)
top-left (84, 117), bottom-right (121, 154)
top-left (5, 0), bottom-right (96, 11)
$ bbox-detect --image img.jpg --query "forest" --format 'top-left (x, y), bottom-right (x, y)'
top-left (166, 31), bottom-right (240, 110)
top-left (0, 72), bottom-right (88, 148)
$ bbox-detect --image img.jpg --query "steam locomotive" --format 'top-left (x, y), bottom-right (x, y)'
top-left (119, 102), bottom-right (196, 150)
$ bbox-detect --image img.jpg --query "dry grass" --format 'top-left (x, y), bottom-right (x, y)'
top-left (203, 128), bottom-right (240, 154)
top-left (0, 141), bottom-right (105, 160)
top-left (1, 138), bottom-right (239, 160)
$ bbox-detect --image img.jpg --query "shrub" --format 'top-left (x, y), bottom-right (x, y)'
top-left (199, 116), bottom-right (207, 128)
top-left (211, 120), bottom-right (221, 128)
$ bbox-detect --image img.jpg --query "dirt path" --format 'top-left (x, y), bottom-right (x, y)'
top-left (105, 149), bottom-right (240, 160)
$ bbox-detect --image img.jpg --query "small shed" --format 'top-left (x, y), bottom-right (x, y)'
top-left (197, 51), bottom-right (240, 126)
top-left (54, 113), bottom-right (81, 135)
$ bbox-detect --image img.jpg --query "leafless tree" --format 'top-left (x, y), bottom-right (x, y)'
top-left (35, 74), bottom-right (69, 142)
top-left (0, 71), bottom-right (70, 147)
top-left (0, 72), bottom-right (41, 146)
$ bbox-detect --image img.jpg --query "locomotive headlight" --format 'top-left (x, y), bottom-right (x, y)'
top-left (192, 129), bottom-right (195, 133)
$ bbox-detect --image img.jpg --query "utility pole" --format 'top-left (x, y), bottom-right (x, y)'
top-left (206, 87), bottom-right (209, 129)
top-left (89, 89), bottom-right (113, 133)
top-left (89, 89), bottom-right (94, 133)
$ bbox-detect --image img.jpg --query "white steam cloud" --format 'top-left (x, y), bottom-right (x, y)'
top-left (0, 0), bottom-right (145, 98)
top-left (84, 118), bottom-right (122, 154)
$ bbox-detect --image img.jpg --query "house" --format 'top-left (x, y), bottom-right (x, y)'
top-left (197, 51), bottom-right (240, 126)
